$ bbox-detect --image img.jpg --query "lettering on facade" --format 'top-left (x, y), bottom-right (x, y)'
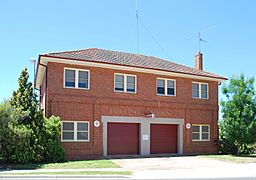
top-left (109, 108), bottom-right (172, 117)
top-left (109, 108), bottom-right (141, 115)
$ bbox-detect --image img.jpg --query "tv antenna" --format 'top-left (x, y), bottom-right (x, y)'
top-left (136, 0), bottom-right (139, 54)
top-left (198, 25), bottom-right (216, 52)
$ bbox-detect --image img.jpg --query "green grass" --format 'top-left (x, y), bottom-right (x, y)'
top-left (0, 160), bottom-right (120, 170)
top-left (1, 171), bottom-right (132, 176)
top-left (199, 154), bottom-right (256, 163)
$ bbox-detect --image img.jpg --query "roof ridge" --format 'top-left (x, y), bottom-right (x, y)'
top-left (40, 47), bottom-right (226, 80)
top-left (42, 48), bottom-right (98, 55)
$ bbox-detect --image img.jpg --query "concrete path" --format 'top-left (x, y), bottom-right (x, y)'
top-left (0, 168), bottom-right (125, 174)
top-left (112, 156), bottom-right (256, 179)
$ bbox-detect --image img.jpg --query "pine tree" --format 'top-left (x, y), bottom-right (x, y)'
top-left (10, 68), bottom-right (43, 128)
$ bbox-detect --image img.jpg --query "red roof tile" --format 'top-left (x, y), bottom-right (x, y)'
top-left (42, 48), bottom-right (227, 80)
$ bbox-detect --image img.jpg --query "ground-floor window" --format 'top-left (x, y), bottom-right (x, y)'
top-left (192, 124), bottom-right (210, 141)
top-left (61, 121), bottom-right (89, 142)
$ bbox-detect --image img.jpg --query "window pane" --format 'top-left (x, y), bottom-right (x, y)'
top-left (201, 90), bottom-right (208, 99)
top-left (115, 82), bottom-right (124, 91)
top-left (63, 122), bottom-right (74, 130)
top-left (77, 123), bottom-right (88, 131)
top-left (63, 132), bottom-right (74, 140)
top-left (201, 84), bottom-right (207, 91)
top-left (78, 71), bottom-right (88, 88)
top-left (77, 132), bottom-right (88, 140)
top-left (192, 90), bottom-right (199, 98)
top-left (115, 75), bottom-right (124, 82)
top-left (192, 126), bottom-right (200, 133)
top-left (167, 88), bottom-right (175, 95)
top-left (115, 75), bottom-right (124, 91)
top-left (202, 126), bottom-right (209, 132)
top-left (65, 69), bottom-right (75, 87)
top-left (157, 79), bottom-right (165, 87)
top-left (127, 76), bottom-right (135, 84)
top-left (192, 83), bottom-right (199, 91)
top-left (192, 133), bottom-right (200, 140)
top-left (157, 87), bottom-right (165, 94)
top-left (127, 83), bottom-right (135, 92)
top-left (167, 80), bottom-right (174, 88)
top-left (202, 133), bottom-right (209, 140)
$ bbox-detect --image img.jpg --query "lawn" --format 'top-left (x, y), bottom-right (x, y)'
top-left (1, 171), bottom-right (131, 176)
top-left (0, 159), bottom-right (120, 170)
top-left (200, 154), bottom-right (256, 163)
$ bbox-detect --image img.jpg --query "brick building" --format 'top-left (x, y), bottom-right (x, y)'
top-left (35, 48), bottom-right (227, 160)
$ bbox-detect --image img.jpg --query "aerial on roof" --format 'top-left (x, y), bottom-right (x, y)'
top-left (40, 48), bottom-right (226, 80)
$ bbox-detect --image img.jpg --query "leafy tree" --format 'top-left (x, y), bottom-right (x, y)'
top-left (221, 74), bottom-right (256, 154)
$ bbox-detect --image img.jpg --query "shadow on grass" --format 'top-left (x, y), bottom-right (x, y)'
top-left (0, 162), bottom-right (46, 170)
top-left (233, 154), bottom-right (256, 158)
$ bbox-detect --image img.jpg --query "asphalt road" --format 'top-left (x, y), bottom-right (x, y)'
top-left (1, 176), bottom-right (256, 180)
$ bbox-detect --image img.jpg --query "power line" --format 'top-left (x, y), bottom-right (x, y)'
top-left (139, 19), bottom-right (171, 60)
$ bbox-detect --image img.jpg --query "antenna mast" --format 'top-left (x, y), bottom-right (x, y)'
top-left (198, 25), bottom-right (216, 52)
top-left (136, 0), bottom-right (139, 54)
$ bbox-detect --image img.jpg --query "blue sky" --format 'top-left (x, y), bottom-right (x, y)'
top-left (0, 0), bottom-right (256, 102)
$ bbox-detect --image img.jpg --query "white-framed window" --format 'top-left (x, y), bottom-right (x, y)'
top-left (192, 82), bottom-right (208, 99)
top-left (192, 124), bottom-right (210, 141)
top-left (61, 121), bottom-right (90, 142)
top-left (64, 68), bottom-right (90, 89)
top-left (157, 78), bottom-right (176, 96)
top-left (114, 73), bottom-right (136, 93)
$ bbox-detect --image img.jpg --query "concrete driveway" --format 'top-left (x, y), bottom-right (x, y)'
top-left (112, 156), bottom-right (256, 179)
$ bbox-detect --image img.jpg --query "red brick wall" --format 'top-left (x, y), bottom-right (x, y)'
top-left (42, 62), bottom-right (219, 159)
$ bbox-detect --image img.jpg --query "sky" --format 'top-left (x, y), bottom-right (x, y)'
top-left (0, 0), bottom-right (256, 102)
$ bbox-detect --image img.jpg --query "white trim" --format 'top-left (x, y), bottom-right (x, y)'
top-left (61, 121), bottom-right (90, 142)
top-left (156, 78), bottom-right (176, 96)
top-left (35, 56), bottom-right (226, 89)
top-left (114, 73), bottom-right (137, 93)
top-left (63, 67), bottom-right (90, 90)
top-left (192, 82), bottom-right (209, 99)
top-left (192, 124), bottom-right (210, 141)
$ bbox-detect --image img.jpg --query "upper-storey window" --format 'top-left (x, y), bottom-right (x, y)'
top-left (192, 82), bottom-right (208, 99)
top-left (64, 68), bottom-right (89, 89)
top-left (114, 73), bottom-right (136, 93)
top-left (157, 78), bottom-right (176, 96)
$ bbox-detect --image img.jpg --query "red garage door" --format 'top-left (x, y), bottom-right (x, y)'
top-left (107, 123), bottom-right (139, 155)
top-left (150, 124), bottom-right (177, 154)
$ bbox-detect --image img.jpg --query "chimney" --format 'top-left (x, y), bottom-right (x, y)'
top-left (195, 52), bottom-right (203, 70)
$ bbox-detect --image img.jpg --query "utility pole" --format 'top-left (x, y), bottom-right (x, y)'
top-left (30, 57), bottom-right (36, 93)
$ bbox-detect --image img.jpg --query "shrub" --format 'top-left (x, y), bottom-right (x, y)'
top-left (0, 102), bottom-right (36, 163)
top-left (0, 101), bottom-right (65, 163)
top-left (41, 116), bottom-right (66, 162)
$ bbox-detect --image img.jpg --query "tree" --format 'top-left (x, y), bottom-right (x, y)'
top-left (0, 68), bottom-right (65, 163)
top-left (10, 68), bottom-right (43, 128)
top-left (221, 74), bottom-right (256, 154)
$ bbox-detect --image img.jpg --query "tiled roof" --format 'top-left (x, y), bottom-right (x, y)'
top-left (42, 48), bottom-right (226, 80)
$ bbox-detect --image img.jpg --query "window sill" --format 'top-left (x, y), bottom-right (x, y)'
top-left (192, 140), bottom-right (210, 142)
top-left (61, 140), bottom-right (90, 142)
top-left (63, 86), bottom-right (89, 90)
top-left (157, 94), bottom-right (176, 97)
top-left (114, 90), bottom-right (136, 94)
top-left (192, 97), bottom-right (209, 100)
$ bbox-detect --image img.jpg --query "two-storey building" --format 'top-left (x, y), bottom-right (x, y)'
top-left (35, 48), bottom-right (227, 160)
